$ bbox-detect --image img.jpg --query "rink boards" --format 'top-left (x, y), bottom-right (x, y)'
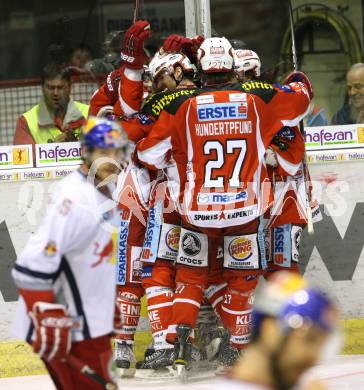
top-left (1, 160), bottom-right (364, 377)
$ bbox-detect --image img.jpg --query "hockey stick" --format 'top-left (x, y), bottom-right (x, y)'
top-left (66, 354), bottom-right (118, 390)
top-left (133, 0), bottom-right (141, 23)
top-left (288, 0), bottom-right (314, 235)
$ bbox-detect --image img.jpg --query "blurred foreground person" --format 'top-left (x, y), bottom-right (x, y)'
top-left (215, 272), bottom-right (341, 390)
top-left (12, 117), bottom-right (129, 390)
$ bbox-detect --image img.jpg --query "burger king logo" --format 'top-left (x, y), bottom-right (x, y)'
top-left (166, 227), bottom-right (180, 252)
top-left (228, 237), bottom-right (253, 261)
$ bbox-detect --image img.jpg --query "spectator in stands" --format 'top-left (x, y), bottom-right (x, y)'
top-left (85, 31), bottom-right (124, 74)
top-left (332, 63), bottom-right (364, 125)
top-left (69, 44), bottom-right (93, 71)
top-left (13, 63), bottom-right (89, 146)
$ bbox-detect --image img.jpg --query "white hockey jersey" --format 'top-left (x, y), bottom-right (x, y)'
top-left (12, 170), bottom-right (118, 342)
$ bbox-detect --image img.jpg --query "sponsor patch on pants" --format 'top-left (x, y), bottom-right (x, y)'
top-left (141, 201), bottom-right (163, 263)
top-left (129, 246), bottom-right (142, 284)
top-left (157, 223), bottom-right (181, 261)
top-left (223, 234), bottom-right (259, 269)
top-left (272, 224), bottom-right (292, 267)
top-left (116, 208), bottom-right (132, 285)
top-left (291, 225), bottom-right (302, 263)
top-left (177, 228), bottom-right (208, 267)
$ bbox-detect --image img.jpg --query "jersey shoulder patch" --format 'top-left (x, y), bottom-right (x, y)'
top-left (238, 80), bottom-right (278, 104)
top-left (143, 88), bottom-right (198, 117)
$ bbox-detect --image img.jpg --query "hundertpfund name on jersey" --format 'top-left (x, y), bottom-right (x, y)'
top-left (195, 121), bottom-right (252, 136)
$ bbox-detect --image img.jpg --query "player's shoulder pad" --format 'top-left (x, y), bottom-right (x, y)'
top-left (142, 88), bottom-right (198, 118)
top-left (234, 80), bottom-right (278, 104)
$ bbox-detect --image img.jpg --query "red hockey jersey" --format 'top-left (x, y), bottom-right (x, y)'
top-left (137, 81), bottom-right (311, 228)
top-left (89, 66), bottom-right (144, 128)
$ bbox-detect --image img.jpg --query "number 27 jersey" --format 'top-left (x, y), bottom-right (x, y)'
top-left (137, 81), bottom-right (310, 228)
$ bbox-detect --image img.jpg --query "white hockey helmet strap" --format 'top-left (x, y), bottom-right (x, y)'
top-left (233, 49), bottom-right (261, 77)
top-left (197, 37), bottom-right (234, 73)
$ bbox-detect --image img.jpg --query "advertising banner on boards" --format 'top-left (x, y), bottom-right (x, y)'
top-left (35, 142), bottom-right (82, 167)
top-left (0, 145), bottom-right (33, 170)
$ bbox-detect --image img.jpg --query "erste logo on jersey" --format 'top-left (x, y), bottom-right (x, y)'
top-left (228, 237), bottom-right (253, 261)
top-left (166, 227), bottom-right (180, 252)
top-left (197, 102), bottom-right (248, 122)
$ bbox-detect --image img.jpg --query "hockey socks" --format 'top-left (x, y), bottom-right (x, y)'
top-left (114, 286), bottom-right (143, 344)
top-left (219, 287), bottom-right (253, 349)
top-left (166, 283), bottom-right (204, 344)
top-left (145, 286), bottom-right (174, 350)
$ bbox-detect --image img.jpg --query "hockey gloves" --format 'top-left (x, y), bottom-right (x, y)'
top-left (30, 302), bottom-right (74, 361)
top-left (162, 34), bottom-right (204, 63)
top-left (162, 34), bottom-right (193, 52)
top-left (265, 147), bottom-right (278, 167)
top-left (121, 20), bottom-right (152, 69)
top-left (284, 70), bottom-right (313, 99)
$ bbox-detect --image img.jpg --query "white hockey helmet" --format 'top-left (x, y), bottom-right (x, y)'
top-left (233, 49), bottom-right (261, 77)
top-left (149, 51), bottom-right (196, 80)
top-left (197, 37), bottom-right (234, 73)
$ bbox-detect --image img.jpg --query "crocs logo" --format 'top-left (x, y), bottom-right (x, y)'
top-left (182, 232), bottom-right (201, 256)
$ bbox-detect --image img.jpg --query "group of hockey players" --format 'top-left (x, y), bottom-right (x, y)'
top-left (11, 18), bottom-right (337, 390)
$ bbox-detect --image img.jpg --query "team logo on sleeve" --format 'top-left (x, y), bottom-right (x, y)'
top-left (166, 227), bottom-right (180, 252)
top-left (228, 237), bottom-right (253, 261)
top-left (273, 83), bottom-right (295, 93)
top-left (44, 241), bottom-right (57, 257)
top-left (182, 232), bottom-right (201, 256)
top-left (137, 113), bottom-right (153, 125)
top-left (276, 126), bottom-right (296, 141)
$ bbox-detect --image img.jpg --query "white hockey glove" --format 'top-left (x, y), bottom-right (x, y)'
top-left (265, 147), bottom-right (278, 167)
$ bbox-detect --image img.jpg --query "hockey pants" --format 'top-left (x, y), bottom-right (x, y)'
top-left (166, 219), bottom-right (265, 349)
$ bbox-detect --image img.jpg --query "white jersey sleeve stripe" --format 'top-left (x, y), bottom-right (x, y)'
top-left (281, 103), bottom-right (311, 127)
top-left (123, 68), bottom-right (143, 82)
top-left (119, 95), bottom-right (138, 117)
top-left (276, 153), bottom-right (302, 176)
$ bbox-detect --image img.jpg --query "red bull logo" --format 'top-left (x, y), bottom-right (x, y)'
top-left (44, 241), bottom-right (57, 257)
top-left (166, 227), bottom-right (180, 252)
top-left (228, 237), bottom-right (253, 261)
top-left (91, 240), bottom-right (113, 268)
